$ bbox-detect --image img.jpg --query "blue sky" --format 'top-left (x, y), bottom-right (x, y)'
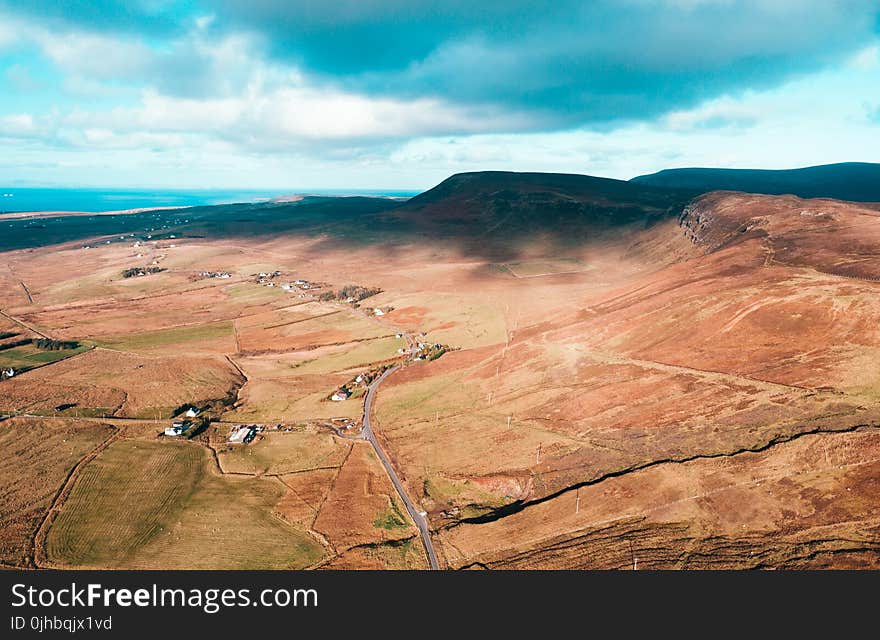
top-left (1, 1), bottom-right (879, 190)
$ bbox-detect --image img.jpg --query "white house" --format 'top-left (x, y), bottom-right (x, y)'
top-left (373, 308), bottom-right (385, 316)
top-left (331, 388), bottom-right (351, 402)
top-left (185, 407), bottom-right (200, 418)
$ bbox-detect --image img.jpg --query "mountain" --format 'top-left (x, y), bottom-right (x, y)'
top-left (398, 171), bottom-right (695, 222)
top-left (630, 162), bottom-right (880, 202)
top-left (375, 171), bottom-right (698, 258)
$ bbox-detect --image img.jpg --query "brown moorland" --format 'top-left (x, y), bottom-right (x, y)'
top-left (3, 173), bottom-right (880, 569)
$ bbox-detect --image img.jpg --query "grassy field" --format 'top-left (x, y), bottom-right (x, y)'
top-left (95, 320), bottom-right (233, 352)
top-left (312, 442), bottom-right (418, 551)
top-left (0, 418), bottom-right (111, 567)
top-left (0, 348), bottom-right (240, 418)
top-left (217, 430), bottom-right (351, 475)
top-left (498, 257), bottom-right (592, 278)
top-left (290, 336), bottom-right (402, 374)
top-left (324, 537), bottom-right (427, 569)
top-left (0, 342), bottom-right (92, 373)
top-left (47, 440), bottom-right (324, 569)
top-left (224, 281), bottom-right (288, 303)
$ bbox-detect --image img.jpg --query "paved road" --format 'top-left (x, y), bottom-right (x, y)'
top-left (362, 365), bottom-right (440, 570)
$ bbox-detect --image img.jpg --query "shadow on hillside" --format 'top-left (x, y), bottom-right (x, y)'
top-left (0, 173), bottom-right (700, 260)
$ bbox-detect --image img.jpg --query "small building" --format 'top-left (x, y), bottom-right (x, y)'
top-left (228, 425), bottom-right (257, 444)
top-left (185, 407), bottom-right (200, 418)
top-left (1, 368), bottom-right (14, 379)
top-left (165, 420), bottom-right (191, 437)
top-left (331, 388), bottom-right (351, 402)
top-left (373, 308), bottom-right (385, 316)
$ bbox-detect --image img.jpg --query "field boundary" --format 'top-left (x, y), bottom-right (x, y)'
top-left (30, 424), bottom-right (121, 568)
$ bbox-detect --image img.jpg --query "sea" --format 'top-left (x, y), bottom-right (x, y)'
top-left (0, 187), bottom-right (419, 214)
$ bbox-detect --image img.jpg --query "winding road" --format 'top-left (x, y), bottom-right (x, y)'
top-left (362, 365), bottom-right (440, 570)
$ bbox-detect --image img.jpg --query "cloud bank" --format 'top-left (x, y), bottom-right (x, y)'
top-left (0, 1), bottom-right (878, 187)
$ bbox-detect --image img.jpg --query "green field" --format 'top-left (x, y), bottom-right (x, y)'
top-left (373, 500), bottom-right (408, 531)
top-left (291, 336), bottom-right (402, 374)
top-left (0, 342), bottom-right (92, 373)
top-left (224, 281), bottom-right (287, 302)
top-left (46, 440), bottom-right (325, 569)
top-left (96, 320), bottom-right (232, 352)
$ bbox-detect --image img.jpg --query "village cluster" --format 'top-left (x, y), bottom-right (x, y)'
top-left (329, 364), bottom-right (393, 402)
top-left (254, 271), bottom-right (325, 296)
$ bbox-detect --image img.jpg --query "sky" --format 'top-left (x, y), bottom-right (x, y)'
top-left (0, 0), bottom-right (879, 190)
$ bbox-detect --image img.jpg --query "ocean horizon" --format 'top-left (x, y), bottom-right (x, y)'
top-left (0, 187), bottom-right (419, 214)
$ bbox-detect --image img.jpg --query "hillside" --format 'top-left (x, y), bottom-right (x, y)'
top-left (376, 171), bottom-right (698, 258)
top-left (4, 174), bottom-right (880, 570)
top-left (631, 162), bottom-right (880, 202)
top-left (392, 171), bottom-right (695, 226)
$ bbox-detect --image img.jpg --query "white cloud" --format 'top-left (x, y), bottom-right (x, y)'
top-left (46, 77), bottom-right (529, 155)
top-left (0, 19), bottom-right (19, 50)
top-left (0, 113), bottom-right (37, 137)
top-left (849, 44), bottom-right (880, 70)
top-left (1, 4), bottom-right (879, 189)
top-left (36, 30), bottom-right (155, 79)
top-left (662, 96), bottom-right (759, 131)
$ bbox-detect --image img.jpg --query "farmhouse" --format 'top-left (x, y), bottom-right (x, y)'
top-left (1, 367), bottom-right (14, 379)
top-left (185, 407), bottom-right (201, 418)
top-left (331, 388), bottom-right (351, 402)
top-left (164, 420), bottom-right (191, 437)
